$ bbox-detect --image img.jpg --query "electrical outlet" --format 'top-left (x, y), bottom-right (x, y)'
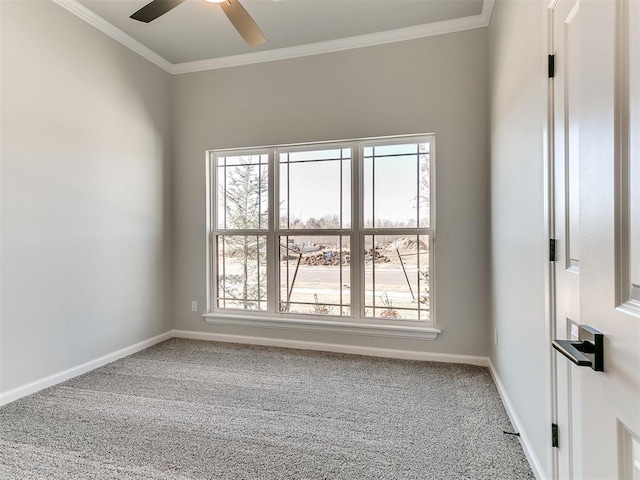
top-left (191, 301), bottom-right (198, 312)
top-left (494, 329), bottom-right (499, 345)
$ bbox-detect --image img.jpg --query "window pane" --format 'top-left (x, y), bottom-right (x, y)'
top-left (363, 234), bottom-right (430, 321)
top-left (363, 143), bottom-right (428, 229)
top-left (217, 154), bottom-right (268, 230)
top-left (279, 235), bottom-right (350, 316)
top-left (216, 235), bottom-right (267, 311)
top-left (279, 149), bottom-right (351, 229)
top-left (363, 156), bottom-right (373, 228)
top-left (418, 152), bottom-right (431, 228)
top-left (342, 159), bottom-right (351, 229)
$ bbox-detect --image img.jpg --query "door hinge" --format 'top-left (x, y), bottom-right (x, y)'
top-left (549, 239), bottom-right (557, 261)
top-left (548, 54), bottom-right (556, 78)
top-left (552, 423), bottom-right (559, 448)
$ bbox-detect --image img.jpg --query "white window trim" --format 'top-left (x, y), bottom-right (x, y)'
top-left (204, 134), bottom-right (440, 340)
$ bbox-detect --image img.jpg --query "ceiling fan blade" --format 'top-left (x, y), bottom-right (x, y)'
top-left (130, 0), bottom-right (187, 23)
top-left (219, 0), bottom-right (266, 47)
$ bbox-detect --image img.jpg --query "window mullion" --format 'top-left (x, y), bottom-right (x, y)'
top-left (277, 228), bottom-right (351, 236)
top-left (267, 149), bottom-right (277, 314)
top-left (352, 143), bottom-right (363, 319)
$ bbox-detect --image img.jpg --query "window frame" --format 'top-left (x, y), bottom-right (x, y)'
top-left (205, 135), bottom-right (439, 339)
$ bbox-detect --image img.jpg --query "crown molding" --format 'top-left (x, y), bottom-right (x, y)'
top-left (173, 4), bottom-right (494, 74)
top-left (480, 0), bottom-right (496, 26)
top-left (51, 0), bottom-right (173, 74)
top-left (52, 0), bottom-right (494, 76)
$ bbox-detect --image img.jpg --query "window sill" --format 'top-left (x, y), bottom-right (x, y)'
top-left (202, 313), bottom-right (440, 340)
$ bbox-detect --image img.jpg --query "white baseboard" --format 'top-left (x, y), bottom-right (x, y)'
top-left (0, 328), bottom-right (487, 408)
top-left (0, 331), bottom-right (173, 407)
top-left (172, 329), bottom-right (490, 366)
top-left (488, 358), bottom-right (547, 480)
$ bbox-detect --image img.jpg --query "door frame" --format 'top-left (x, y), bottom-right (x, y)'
top-left (545, 1), bottom-right (562, 479)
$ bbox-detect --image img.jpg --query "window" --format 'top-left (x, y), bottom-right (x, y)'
top-left (207, 135), bottom-right (435, 331)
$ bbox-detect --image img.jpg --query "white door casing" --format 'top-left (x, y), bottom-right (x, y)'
top-left (550, 0), bottom-right (583, 477)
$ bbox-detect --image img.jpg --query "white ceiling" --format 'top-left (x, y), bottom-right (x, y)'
top-left (59, 0), bottom-right (491, 73)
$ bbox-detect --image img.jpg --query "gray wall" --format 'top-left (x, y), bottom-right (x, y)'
top-left (0, 1), bottom-right (173, 392)
top-left (172, 29), bottom-right (491, 356)
top-left (489, 0), bottom-right (550, 474)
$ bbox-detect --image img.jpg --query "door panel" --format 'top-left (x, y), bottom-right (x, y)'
top-left (627, 0), bottom-right (640, 306)
top-left (565, 1), bottom-right (581, 272)
top-left (619, 424), bottom-right (640, 479)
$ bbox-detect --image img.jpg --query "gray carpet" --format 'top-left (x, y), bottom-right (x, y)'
top-left (0, 338), bottom-right (534, 479)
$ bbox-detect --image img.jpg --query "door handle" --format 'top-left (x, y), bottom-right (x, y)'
top-left (552, 325), bottom-right (604, 372)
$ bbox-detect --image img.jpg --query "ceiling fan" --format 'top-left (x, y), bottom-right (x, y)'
top-left (130, 0), bottom-right (266, 47)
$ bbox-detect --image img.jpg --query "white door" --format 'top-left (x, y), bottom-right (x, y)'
top-left (552, 0), bottom-right (640, 478)
top-left (577, 0), bottom-right (640, 477)
top-left (551, 0), bottom-right (583, 477)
